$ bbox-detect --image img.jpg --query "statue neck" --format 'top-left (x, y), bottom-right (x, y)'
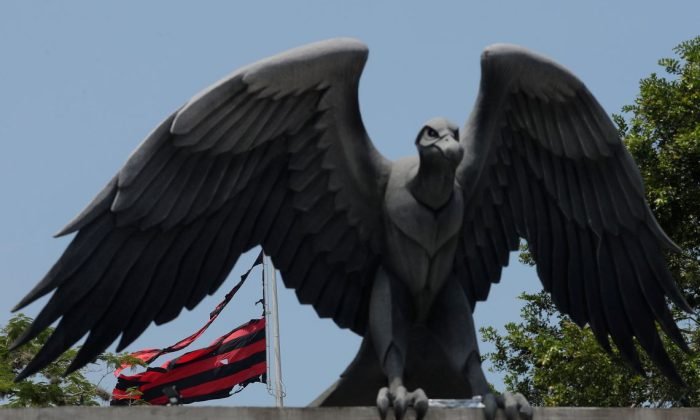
top-left (409, 156), bottom-right (456, 210)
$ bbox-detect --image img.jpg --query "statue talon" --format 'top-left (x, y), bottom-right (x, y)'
top-left (483, 393), bottom-right (498, 420)
top-left (410, 388), bottom-right (428, 420)
top-left (375, 385), bottom-right (429, 420)
top-left (392, 385), bottom-right (408, 420)
top-left (481, 392), bottom-right (532, 420)
top-left (376, 387), bottom-right (390, 420)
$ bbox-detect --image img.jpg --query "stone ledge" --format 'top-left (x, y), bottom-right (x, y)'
top-left (2, 406), bottom-right (699, 420)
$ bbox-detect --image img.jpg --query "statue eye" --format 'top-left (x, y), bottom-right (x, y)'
top-left (426, 128), bottom-right (438, 138)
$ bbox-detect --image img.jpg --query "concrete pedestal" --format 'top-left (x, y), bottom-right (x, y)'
top-left (1, 407), bottom-right (699, 420)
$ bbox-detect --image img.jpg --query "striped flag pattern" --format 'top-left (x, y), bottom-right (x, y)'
top-left (112, 318), bottom-right (266, 405)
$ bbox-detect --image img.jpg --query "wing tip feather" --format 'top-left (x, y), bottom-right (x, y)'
top-left (12, 272), bottom-right (57, 313)
top-left (55, 176), bottom-right (118, 238)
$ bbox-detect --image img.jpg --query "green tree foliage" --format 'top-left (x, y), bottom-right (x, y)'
top-left (483, 36), bottom-right (700, 407)
top-left (0, 313), bottom-right (139, 407)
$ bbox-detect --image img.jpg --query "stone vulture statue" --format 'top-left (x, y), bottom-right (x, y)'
top-left (11, 39), bottom-right (690, 420)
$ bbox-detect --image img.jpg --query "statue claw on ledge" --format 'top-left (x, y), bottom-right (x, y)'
top-left (484, 392), bottom-right (533, 420)
top-left (376, 386), bottom-right (428, 420)
top-left (376, 388), bottom-right (531, 420)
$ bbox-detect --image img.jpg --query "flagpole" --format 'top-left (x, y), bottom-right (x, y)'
top-left (263, 252), bottom-right (284, 407)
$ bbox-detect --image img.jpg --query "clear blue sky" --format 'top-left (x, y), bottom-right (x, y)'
top-left (1, 0), bottom-right (698, 407)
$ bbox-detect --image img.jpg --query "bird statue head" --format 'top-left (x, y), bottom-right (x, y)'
top-left (409, 117), bottom-right (464, 209)
top-left (415, 117), bottom-right (463, 167)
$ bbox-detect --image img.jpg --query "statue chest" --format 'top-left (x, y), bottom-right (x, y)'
top-left (382, 166), bottom-right (464, 301)
top-left (384, 185), bottom-right (463, 255)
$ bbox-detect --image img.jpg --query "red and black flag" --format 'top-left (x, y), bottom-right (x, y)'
top-left (111, 252), bottom-right (266, 405)
top-left (112, 318), bottom-right (266, 405)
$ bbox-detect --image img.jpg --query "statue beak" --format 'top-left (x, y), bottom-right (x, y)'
top-left (432, 136), bottom-right (463, 163)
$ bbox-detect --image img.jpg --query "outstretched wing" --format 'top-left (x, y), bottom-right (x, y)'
top-left (12, 38), bottom-right (390, 380)
top-left (455, 44), bottom-right (691, 382)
